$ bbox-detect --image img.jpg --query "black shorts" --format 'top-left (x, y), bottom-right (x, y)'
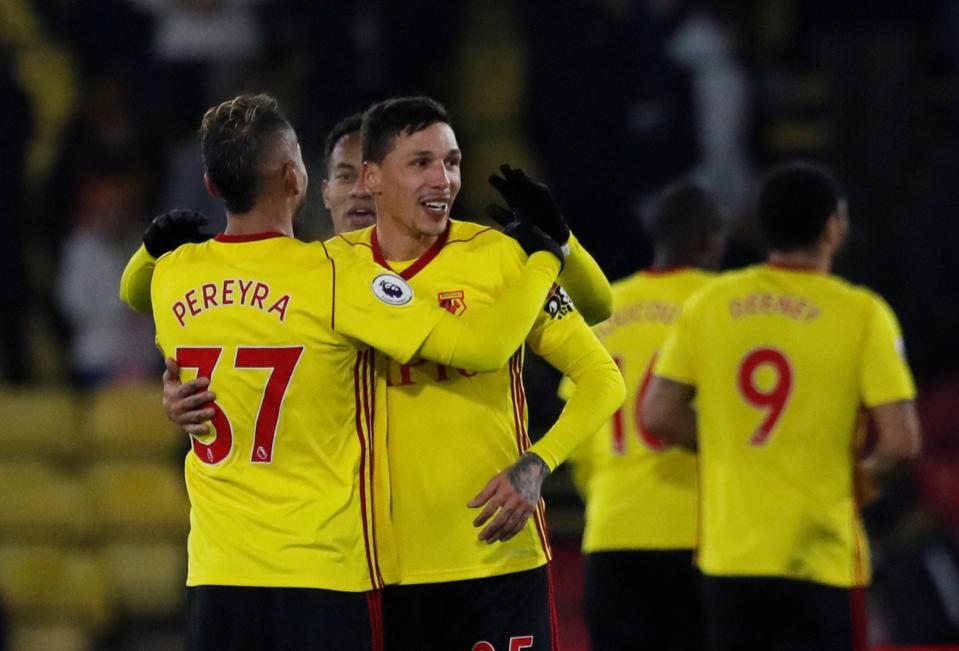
top-left (701, 575), bottom-right (867, 651)
top-left (186, 585), bottom-right (383, 651)
top-left (583, 549), bottom-right (705, 651)
top-left (383, 565), bottom-right (556, 651)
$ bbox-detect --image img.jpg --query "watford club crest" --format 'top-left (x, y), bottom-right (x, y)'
top-left (438, 290), bottom-right (467, 316)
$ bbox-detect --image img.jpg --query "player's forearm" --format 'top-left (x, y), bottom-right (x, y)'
top-left (528, 343), bottom-right (625, 470)
top-left (557, 233), bottom-right (612, 325)
top-left (419, 251), bottom-right (561, 372)
top-left (643, 376), bottom-right (698, 451)
top-left (119, 244), bottom-right (157, 313)
top-left (869, 400), bottom-right (922, 463)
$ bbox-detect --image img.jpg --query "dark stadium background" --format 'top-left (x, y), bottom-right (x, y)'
top-left (1, 0), bottom-right (958, 649)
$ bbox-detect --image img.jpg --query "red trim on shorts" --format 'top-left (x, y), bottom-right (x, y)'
top-left (849, 587), bottom-right (868, 651)
top-left (213, 232), bottom-right (287, 243)
top-left (353, 352), bottom-right (379, 589)
top-left (545, 563), bottom-right (560, 651)
top-left (370, 221), bottom-right (451, 280)
top-left (366, 590), bottom-right (384, 651)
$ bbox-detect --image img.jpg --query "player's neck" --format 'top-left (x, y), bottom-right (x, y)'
top-left (767, 250), bottom-right (832, 273)
top-left (374, 217), bottom-right (439, 261)
top-left (224, 207), bottom-right (294, 238)
top-left (651, 251), bottom-right (694, 271)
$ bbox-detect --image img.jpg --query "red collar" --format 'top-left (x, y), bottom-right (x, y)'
top-left (642, 265), bottom-right (692, 276)
top-left (371, 221), bottom-right (450, 280)
top-left (214, 232), bottom-right (287, 243)
top-left (765, 261), bottom-right (826, 274)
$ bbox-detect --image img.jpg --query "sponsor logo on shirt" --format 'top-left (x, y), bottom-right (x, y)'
top-left (372, 274), bottom-right (414, 305)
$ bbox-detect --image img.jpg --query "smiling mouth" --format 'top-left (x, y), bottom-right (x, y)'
top-left (421, 200), bottom-right (449, 214)
top-left (347, 208), bottom-right (375, 220)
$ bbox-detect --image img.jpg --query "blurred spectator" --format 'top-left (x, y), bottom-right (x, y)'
top-left (520, 0), bottom-right (752, 280)
top-left (33, 0), bottom-right (153, 80)
top-left (45, 73), bottom-right (162, 253)
top-left (56, 171), bottom-right (159, 388)
top-left (0, 47), bottom-right (33, 384)
top-left (664, 4), bottom-right (753, 218)
top-left (129, 0), bottom-right (267, 132)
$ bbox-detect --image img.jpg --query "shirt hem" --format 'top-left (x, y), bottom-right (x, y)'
top-left (396, 557), bottom-right (547, 585)
top-left (186, 575), bottom-right (376, 592)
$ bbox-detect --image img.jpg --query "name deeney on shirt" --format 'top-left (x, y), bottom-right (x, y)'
top-left (171, 278), bottom-right (291, 327)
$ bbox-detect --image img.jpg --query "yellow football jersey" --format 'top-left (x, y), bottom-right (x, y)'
top-left (655, 264), bottom-right (916, 587)
top-left (152, 232), bottom-right (453, 591)
top-left (562, 268), bottom-right (713, 552)
top-left (327, 220), bottom-right (597, 584)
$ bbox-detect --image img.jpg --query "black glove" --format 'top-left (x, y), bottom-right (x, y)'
top-left (488, 164), bottom-right (570, 244)
top-left (486, 204), bottom-right (565, 270)
top-left (143, 209), bottom-right (212, 257)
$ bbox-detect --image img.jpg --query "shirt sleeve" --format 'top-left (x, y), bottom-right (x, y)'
top-left (526, 315), bottom-right (626, 470)
top-left (332, 252), bottom-right (446, 364)
top-left (557, 374), bottom-right (574, 402)
top-left (334, 250), bottom-right (562, 371)
top-left (654, 292), bottom-right (699, 385)
top-left (119, 244), bottom-right (157, 313)
top-left (859, 294), bottom-right (916, 406)
top-left (556, 232), bottom-right (613, 326)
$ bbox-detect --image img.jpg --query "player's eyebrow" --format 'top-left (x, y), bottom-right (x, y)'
top-left (333, 162), bottom-right (357, 171)
top-left (409, 149), bottom-right (462, 158)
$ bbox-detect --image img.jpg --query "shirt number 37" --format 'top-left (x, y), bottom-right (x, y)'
top-left (176, 346), bottom-right (304, 465)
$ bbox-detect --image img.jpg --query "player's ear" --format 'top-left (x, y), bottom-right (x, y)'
top-left (821, 212), bottom-right (844, 252)
top-left (203, 173), bottom-right (220, 200)
top-left (321, 179), bottom-right (331, 209)
top-left (283, 160), bottom-right (304, 195)
top-left (362, 161), bottom-right (380, 193)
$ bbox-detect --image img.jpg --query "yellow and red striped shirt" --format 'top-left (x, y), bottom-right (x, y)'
top-left (152, 232), bottom-right (453, 590)
top-left (562, 268), bottom-right (713, 552)
top-left (327, 220), bottom-right (615, 584)
top-left (655, 264), bottom-right (916, 586)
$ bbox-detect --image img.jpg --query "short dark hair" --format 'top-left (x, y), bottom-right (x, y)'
top-left (323, 112), bottom-right (363, 175)
top-left (644, 181), bottom-right (724, 250)
top-left (199, 94), bottom-right (293, 213)
top-left (361, 96), bottom-right (451, 164)
top-left (756, 162), bottom-right (842, 251)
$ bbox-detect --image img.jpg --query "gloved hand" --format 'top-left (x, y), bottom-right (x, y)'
top-left (488, 164), bottom-right (570, 245)
top-left (486, 204), bottom-right (565, 271)
top-left (143, 209), bottom-right (212, 257)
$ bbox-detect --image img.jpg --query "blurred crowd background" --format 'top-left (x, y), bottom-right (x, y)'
top-left (1, 0), bottom-right (958, 649)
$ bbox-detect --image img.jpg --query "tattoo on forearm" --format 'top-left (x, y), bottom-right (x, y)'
top-left (507, 453), bottom-right (551, 504)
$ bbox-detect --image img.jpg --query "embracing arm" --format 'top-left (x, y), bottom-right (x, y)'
top-left (417, 251), bottom-right (562, 372)
top-left (119, 244), bottom-right (156, 313)
top-left (557, 233), bottom-right (612, 325)
top-left (120, 210), bottom-right (211, 313)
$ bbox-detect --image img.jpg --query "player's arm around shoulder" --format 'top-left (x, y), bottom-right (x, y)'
top-left (121, 209), bottom-right (213, 313)
top-left (859, 290), bottom-right (921, 463)
top-left (119, 244), bottom-right (157, 313)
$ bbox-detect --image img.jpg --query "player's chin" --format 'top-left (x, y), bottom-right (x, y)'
top-left (416, 211), bottom-right (449, 234)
